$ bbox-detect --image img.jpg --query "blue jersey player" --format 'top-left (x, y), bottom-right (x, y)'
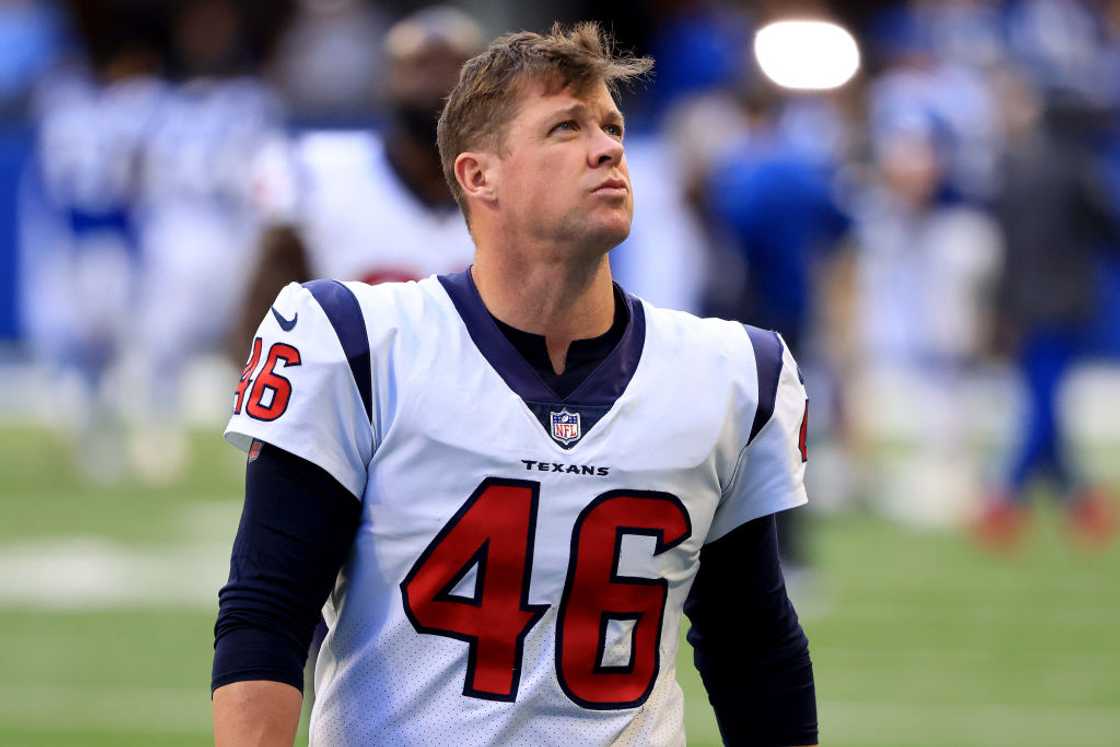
top-left (213, 22), bottom-right (817, 746)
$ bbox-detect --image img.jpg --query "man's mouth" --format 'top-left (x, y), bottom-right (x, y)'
top-left (592, 178), bottom-right (628, 194)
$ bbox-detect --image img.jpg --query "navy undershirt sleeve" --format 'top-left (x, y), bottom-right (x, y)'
top-left (212, 441), bottom-right (362, 694)
top-left (684, 514), bottom-right (818, 746)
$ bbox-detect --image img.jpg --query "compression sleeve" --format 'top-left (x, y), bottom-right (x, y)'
top-left (212, 441), bottom-right (361, 694)
top-left (683, 513), bottom-right (817, 746)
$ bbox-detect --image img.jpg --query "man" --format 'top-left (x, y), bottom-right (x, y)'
top-left (977, 85), bottom-right (1117, 548)
top-left (234, 6), bottom-right (481, 355)
top-left (134, 0), bottom-right (283, 484)
top-left (213, 22), bottom-right (817, 746)
top-left (21, 35), bottom-right (161, 483)
top-left (706, 86), bottom-right (853, 571)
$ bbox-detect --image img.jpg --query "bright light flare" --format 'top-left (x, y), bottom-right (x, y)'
top-left (753, 20), bottom-right (861, 91)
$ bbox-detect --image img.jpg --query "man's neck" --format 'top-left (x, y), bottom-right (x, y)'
top-left (471, 251), bottom-right (615, 375)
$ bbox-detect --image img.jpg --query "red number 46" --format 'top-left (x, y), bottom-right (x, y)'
top-left (234, 337), bottom-right (302, 421)
top-left (401, 478), bottom-right (692, 710)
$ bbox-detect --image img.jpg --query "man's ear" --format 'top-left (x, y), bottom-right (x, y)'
top-left (454, 151), bottom-right (499, 205)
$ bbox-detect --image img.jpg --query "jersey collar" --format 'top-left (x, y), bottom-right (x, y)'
top-left (437, 268), bottom-right (646, 449)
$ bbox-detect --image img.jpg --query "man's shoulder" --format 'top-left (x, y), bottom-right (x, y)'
top-left (321, 275), bottom-right (449, 326)
top-left (639, 298), bottom-right (793, 390)
top-left (273, 276), bottom-right (449, 346)
top-left (640, 298), bottom-right (752, 360)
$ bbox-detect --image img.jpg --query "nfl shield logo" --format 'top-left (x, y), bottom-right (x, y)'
top-left (550, 409), bottom-right (582, 446)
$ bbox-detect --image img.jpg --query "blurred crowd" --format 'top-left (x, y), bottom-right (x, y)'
top-left (2, 0), bottom-right (1118, 545)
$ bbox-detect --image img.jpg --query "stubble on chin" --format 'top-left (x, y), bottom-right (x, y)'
top-left (557, 199), bottom-right (632, 255)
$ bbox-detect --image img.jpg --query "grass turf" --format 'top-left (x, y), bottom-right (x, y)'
top-left (0, 426), bottom-right (1116, 746)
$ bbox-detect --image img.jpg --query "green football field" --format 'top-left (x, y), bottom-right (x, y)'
top-left (1, 426), bottom-right (1117, 746)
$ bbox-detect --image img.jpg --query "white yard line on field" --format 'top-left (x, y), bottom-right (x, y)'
top-left (0, 502), bottom-right (240, 610)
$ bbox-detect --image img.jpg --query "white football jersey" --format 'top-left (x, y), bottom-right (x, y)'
top-left (253, 130), bottom-right (474, 283)
top-left (225, 271), bottom-right (809, 746)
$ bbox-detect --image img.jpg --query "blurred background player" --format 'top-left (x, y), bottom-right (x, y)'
top-left (131, 0), bottom-right (283, 483)
top-left (702, 81), bottom-right (855, 574)
top-left (976, 71), bottom-right (1119, 549)
top-left (20, 11), bottom-right (163, 482)
top-left (851, 106), bottom-right (1003, 525)
top-left (234, 6), bottom-right (483, 353)
top-left (21, 0), bottom-right (284, 484)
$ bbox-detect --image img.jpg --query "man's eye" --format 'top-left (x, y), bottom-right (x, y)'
top-left (551, 120), bottom-right (578, 134)
top-left (605, 124), bottom-right (624, 139)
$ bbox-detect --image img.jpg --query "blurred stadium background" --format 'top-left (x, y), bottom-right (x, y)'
top-left (0, 0), bottom-right (1118, 745)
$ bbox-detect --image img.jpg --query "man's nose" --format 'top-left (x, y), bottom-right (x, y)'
top-left (589, 129), bottom-right (624, 167)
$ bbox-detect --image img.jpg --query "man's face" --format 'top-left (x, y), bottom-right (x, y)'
top-left (389, 42), bottom-right (468, 111)
top-left (388, 41), bottom-right (472, 144)
top-left (493, 79), bottom-right (633, 255)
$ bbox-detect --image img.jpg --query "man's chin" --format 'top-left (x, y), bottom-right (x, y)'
top-left (587, 208), bottom-right (632, 246)
top-left (552, 208), bottom-right (631, 255)
top-left (586, 220), bottom-right (631, 254)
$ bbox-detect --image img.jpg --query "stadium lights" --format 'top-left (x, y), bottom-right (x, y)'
top-left (753, 19), bottom-right (861, 91)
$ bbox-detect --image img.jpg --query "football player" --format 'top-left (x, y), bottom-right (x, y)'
top-left (214, 22), bottom-right (817, 747)
top-left (130, 0), bottom-right (283, 483)
top-left (234, 6), bottom-right (483, 354)
top-left (22, 39), bottom-right (163, 482)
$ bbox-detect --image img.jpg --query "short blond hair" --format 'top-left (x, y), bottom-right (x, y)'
top-left (436, 21), bottom-right (652, 221)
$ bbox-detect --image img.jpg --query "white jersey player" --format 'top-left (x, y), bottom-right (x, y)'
top-left (138, 76), bottom-right (283, 364)
top-left (213, 22), bottom-right (818, 747)
top-left (255, 130), bottom-right (475, 283)
top-left (223, 270), bottom-right (809, 745)
top-left (20, 68), bottom-right (162, 480)
top-left (23, 70), bottom-right (161, 370)
top-left (231, 7), bottom-right (483, 354)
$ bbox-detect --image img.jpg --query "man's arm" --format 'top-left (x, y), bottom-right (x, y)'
top-left (212, 442), bottom-right (362, 745)
top-left (684, 512), bottom-right (818, 747)
top-left (214, 680), bottom-right (302, 747)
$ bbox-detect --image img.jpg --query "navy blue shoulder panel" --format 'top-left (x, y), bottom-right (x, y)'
top-left (744, 325), bottom-right (784, 445)
top-left (303, 279), bottom-right (373, 424)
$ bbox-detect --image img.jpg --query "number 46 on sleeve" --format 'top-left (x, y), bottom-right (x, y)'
top-left (234, 337), bottom-right (301, 421)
